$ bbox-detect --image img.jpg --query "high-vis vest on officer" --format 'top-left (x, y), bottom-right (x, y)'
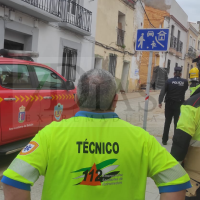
top-left (189, 67), bottom-right (200, 96)
top-left (171, 87), bottom-right (200, 197)
top-left (2, 112), bottom-right (191, 200)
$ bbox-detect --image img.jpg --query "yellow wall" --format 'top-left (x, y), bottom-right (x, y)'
top-left (139, 6), bottom-right (169, 86)
top-left (183, 25), bottom-right (199, 79)
top-left (94, 0), bottom-right (135, 92)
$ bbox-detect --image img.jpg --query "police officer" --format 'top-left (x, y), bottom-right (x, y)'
top-left (189, 67), bottom-right (200, 96)
top-left (159, 66), bottom-right (188, 145)
top-left (2, 69), bottom-right (191, 200)
top-left (171, 83), bottom-right (200, 199)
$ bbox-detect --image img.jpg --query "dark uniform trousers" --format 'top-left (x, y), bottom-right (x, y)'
top-left (162, 100), bottom-right (182, 143)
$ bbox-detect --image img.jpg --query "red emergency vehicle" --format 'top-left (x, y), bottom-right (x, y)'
top-left (0, 49), bottom-right (79, 155)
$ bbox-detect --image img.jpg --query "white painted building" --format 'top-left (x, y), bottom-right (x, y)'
top-left (144, 0), bottom-right (189, 79)
top-left (159, 0), bottom-right (188, 78)
top-left (131, 0), bottom-right (145, 89)
top-left (0, 0), bottom-right (98, 85)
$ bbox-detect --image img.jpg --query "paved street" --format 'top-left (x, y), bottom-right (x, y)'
top-left (0, 90), bottom-right (190, 200)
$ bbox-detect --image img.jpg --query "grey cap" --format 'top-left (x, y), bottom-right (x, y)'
top-left (174, 66), bottom-right (182, 72)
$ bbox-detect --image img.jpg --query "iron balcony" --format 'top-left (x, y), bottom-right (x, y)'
top-left (59, 0), bottom-right (92, 36)
top-left (117, 28), bottom-right (125, 47)
top-left (0, 0), bottom-right (62, 22)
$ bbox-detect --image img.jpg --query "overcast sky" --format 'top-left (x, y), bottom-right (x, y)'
top-left (175, 0), bottom-right (200, 23)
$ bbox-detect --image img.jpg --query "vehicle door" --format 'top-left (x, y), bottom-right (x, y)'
top-left (31, 65), bottom-right (75, 129)
top-left (0, 64), bottom-right (40, 144)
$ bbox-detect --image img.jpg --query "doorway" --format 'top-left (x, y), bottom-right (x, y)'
top-left (121, 62), bottom-right (130, 92)
top-left (94, 57), bottom-right (102, 69)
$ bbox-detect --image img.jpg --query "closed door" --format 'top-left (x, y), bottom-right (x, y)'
top-left (121, 62), bottom-right (130, 91)
top-left (32, 65), bottom-right (75, 129)
top-left (0, 64), bottom-right (40, 143)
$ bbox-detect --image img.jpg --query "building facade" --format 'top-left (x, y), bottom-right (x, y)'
top-left (94, 0), bottom-right (144, 92)
top-left (139, 0), bottom-right (189, 89)
top-left (0, 0), bottom-right (98, 85)
top-left (183, 22), bottom-right (199, 79)
top-left (138, 6), bottom-right (169, 87)
top-left (165, 0), bottom-right (188, 78)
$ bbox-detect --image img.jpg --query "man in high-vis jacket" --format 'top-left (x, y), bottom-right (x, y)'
top-left (171, 84), bottom-right (200, 199)
top-left (2, 69), bottom-right (191, 200)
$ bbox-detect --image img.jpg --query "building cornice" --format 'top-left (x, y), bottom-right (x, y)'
top-left (170, 15), bottom-right (188, 32)
top-left (189, 24), bottom-right (199, 37)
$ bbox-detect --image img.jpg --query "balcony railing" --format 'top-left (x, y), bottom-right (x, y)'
top-left (121, 0), bottom-right (135, 9)
top-left (60, 0), bottom-right (92, 33)
top-left (188, 46), bottom-right (197, 59)
top-left (170, 36), bottom-right (177, 49)
top-left (117, 28), bottom-right (125, 46)
top-left (177, 40), bottom-right (183, 53)
top-left (0, 0), bottom-right (62, 21)
top-left (170, 36), bottom-right (183, 53)
top-left (22, 0), bottom-right (61, 17)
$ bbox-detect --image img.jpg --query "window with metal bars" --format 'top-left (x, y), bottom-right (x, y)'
top-left (109, 54), bottom-right (117, 77)
top-left (167, 59), bottom-right (171, 74)
top-left (62, 47), bottom-right (77, 82)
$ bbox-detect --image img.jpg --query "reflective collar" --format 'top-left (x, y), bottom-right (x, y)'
top-left (75, 111), bottom-right (119, 119)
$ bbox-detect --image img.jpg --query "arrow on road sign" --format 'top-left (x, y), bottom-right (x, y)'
top-left (52, 95), bottom-right (55, 100)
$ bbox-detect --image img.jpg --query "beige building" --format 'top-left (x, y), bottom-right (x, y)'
top-left (184, 22), bottom-right (200, 79)
top-left (94, 0), bottom-right (144, 92)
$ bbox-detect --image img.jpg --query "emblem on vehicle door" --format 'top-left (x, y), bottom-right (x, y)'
top-left (54, 103), bottom-right (63, 121)
top-left (18, 106), bottom-right (26, 123)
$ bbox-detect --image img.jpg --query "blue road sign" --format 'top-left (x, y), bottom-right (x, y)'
top-left (136, 29), bottom-right (169, 52)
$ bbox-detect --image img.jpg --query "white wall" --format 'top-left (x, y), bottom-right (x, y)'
top-left (36, 0), bottom-right (98, 85)
top-left (83, 0), bottom-right (98, 38)
top-left (130, 1), bottom-right (145, 83)
top-left (2, 0), bottom-right (98, 86)
top-left (170, 0), bottom-right (188, 28)
top-left (166, 17), bottom-right (188, 78)
top-left (161, 0), bottom-right (189, 78)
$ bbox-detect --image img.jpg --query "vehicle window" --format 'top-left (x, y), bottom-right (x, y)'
top-left (34, 66), bottom-right (65, 89)
top-left (0, 64), bottom-right (32, 89)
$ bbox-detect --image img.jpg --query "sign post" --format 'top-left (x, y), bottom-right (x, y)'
top-left (135, 28), bottom-right (169, 130)
top-left (143, 51), bottom-right (153, 130)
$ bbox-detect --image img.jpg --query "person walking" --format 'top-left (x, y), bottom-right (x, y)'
top-left (171, 83), bottom-right (200, 199)
top-left (2, 69), bottom-right (191, 200)
top-left (159, 66), bottom-right (188, 145)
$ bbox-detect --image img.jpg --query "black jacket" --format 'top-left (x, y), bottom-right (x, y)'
top-left (159, 76), bottom-right (188, 104)
top-left (171, 87), bottom-right (200, 161)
